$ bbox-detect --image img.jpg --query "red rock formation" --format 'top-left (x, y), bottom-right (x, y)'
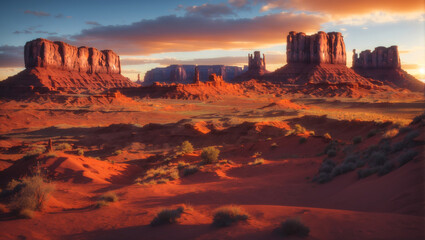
top-left (193, 66), bottom-right (200, 84)
top-left (248, 51), bottom-right (266, 71)
top-left (287, 31), bottom-right (346, 65)
top-left (352, 46), bottom-right (424, 92)
top-left (1, 38), bottom-right (136, 97)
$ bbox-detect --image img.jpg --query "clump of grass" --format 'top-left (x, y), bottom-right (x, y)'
top-left (212, 205), bottom-right (249, 227)
top-left (252, 152), bottom-right (262, 157)
top-left (352, 136), bottom-right (362, 145)
top-left (275, 218), bottom-right (310, 237)
top-left (8, 175), bottom-right (54, 214)
top-left (46, 152), bottom-right (58, 158)
top-left (114, 150), bottom-right (122, 155)
top-left (23, 148), bottom-right (45, 160)
top-left (169, 169), bottom-right (180, 180)
top-left (299, 137), bottom-right (307, 144)
top-left (150, 206), bottom-right (184, 226)
top-left (96, 192), bottom-right (118, 208)
top-left (201, 146), bottom-right (220, 164)
top-left (55, 143), bottom-right (72, 151)
top-left (180, 141), bottom-right (194, 154)
top-left (248, 158), bottom-right (264, 166)
top-left (182, 166), bottom-right (199, 176)
top-left (77, 149), bottom-right (84, 156)
top-left (270, 142), bottom-right (278, 149)
top-left (367, 129), bottom-right (378, 138)
top-left (313, 159), bottom-right (336, 183)
top-left (19, 208), bottom-right (35, 219)
top-left (177, 161), bottom-right (190, 170)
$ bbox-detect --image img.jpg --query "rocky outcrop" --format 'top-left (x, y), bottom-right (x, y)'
top-left (287, 31), bottom-right (346, 65)
top-left (352, 46), bottom-right (400, 69)
top-left (143, 65), bottom-right (244, 86)
top-left (352, 46), bottom-right (424, 92)
top-left (248, 51), bottom-right (266, 71)
top-left (1, 38), bottom-right (136, 97)
top-left (193, 66), bottom-right (200, 84)
top-left (24, 38), bottom-right (121, 74)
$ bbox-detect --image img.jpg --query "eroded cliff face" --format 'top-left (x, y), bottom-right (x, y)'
top-left (286, 31), bottom-right (346, 65)
top-left (24, 38), bottom-right (121, 74)
top-left (352, 46), bottom-right (400, 69)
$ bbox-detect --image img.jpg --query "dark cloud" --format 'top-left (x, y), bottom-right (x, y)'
top-left (0, 45), bottom-right (24, 68)
top-left (70, 13), bottom-right (323, 55)
top-left (85, 21), bottom-right (101, 26)
top-left (185, 3), bottom-right (236, 17)
top-left (24, 10), bottom-right (50, 17)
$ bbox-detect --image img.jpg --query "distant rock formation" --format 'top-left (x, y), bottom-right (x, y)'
top-left (352, 46), bottom-right (424, 92)
top-left (193, 66), bottom-right (200, 84)
top-left (248, 51), bottom-right (266, 71)
top-left (143, 65), bottom-right (244, 86)
top-left (286, 31), bottom-right (346, 65)
top-left (232, 51), bottom-right (269, 82)
top-left (0, 38), bottom-right (136, 97)
top-left (264, 31), bottom-right (373, 86)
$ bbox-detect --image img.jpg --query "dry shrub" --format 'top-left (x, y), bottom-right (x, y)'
top-left (248, 158), bottom-right (264, 166)
top-left (55, 143), bottom-right (72, 151)
top-left (8, 175), bottom-right (54, 213)
top-left (201, 146), bottom-right (220, 164)
top-left (180, 141), bottom-right (194, 154)
top-left (383, 128), bottom-right (399, 138)
top-left (212, 205), bottom-right (249, 227)
top-left (276, 218), bottom-right (310, 237)
top-left (150, 206), bottom-right (184, 226)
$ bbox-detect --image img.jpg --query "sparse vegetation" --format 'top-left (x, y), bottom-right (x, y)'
top-left (201, 146), bottom-right (220, 164)
top-left (383, 128), bottom-right (399, 138)
top-left (8, 175), bottom-right (54, 215)
top-left (327, 149), bottom-right (337, 158)
top-left (212, 205), bottom-right (249, 227)
top-left (96, 192), bottom-right (119, 208)
top-left (248, 158), bottom-right (264, 165)
top-left (55, 143), bottom-right (72, 151)
top-left (276, 218), bottom-right (310, 237)
top-left (367, 129), bottom-right (378, 138)
top-left (357, 167), bottom-right (379, 179)
top-left (270, 142), bottom-right (278, 149)
top-left (397, 150), bottom-right (418, 167)
top-left (150, 206), bottom-right (184, 226)
top-left (177, 161), bottom-right (190, 169)
top-left (114, 150), bottom-right (122, 155)
top-left (182, 166), bottom-right (199, 176)
top-left (180, 141), bottom-right (194, 154)
top-left (77, 149), bottom-right (84, 156)
top-left (324, 133), bottom-right (332, 140)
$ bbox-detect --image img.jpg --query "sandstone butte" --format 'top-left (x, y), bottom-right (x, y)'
top-left (0, 38), bottom-right (137, 96)
top-left (352, 46), bottom-right (424, 92)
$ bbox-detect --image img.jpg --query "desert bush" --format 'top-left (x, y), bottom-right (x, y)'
top-left (411, 113), bottom-right (425, 125)
top-left (313, 172), bottom-right (332, 183)
top-left (157, 178), bottom-right (170, 184)
top-left (299, 137), bottom-right (307, 144)
top-left (392, 141), bottom-right (406, 153)
top-left (248, 158), bottom-right (264, 166)
top-left (8, 175), bottom-right (54, 213)
top-left (150, 207), bottom-right (184, 226)
top-left (201, 146), bottom-right (220, 164)
top-left (398, 127), bottom-right (412, 134)
top-left (183, 166), bottom-right (199, 176)
top-left (404, 130), bottom-right (420, 143)
top-left (99, 192), bottom-right (119, 203)
top-left (357, 167), bottom-right (379, 179)
top-left (276, 218), bottom-right (310, 237)
top-left (367, 129), bottom-right (378, 138)
top-left (331, 162), bottom-right (356, 177)
top-left (378, 162), bottom-right (395, 176)
top-left (383, 128), bottom-right (399, 138)
top-left (77, 149), bottom-right (84, 156)
top-left (55, 143), bottom-right (72, 151)
top-left (169, 169), bottom-right (180, 180)
top-left (180, 141), bottom-right (194, 154)
top-left (319, 159), bottom-right (336, 174)
top-left (252, 152), bottom-right (262, 157)
top-left (23, 148), bottom-right (45, 160)
top-left (46, 152), bottom-right (58, 158)
top-left (270, 143), bottom-right (278, 149)
top-left (327, 150), bottom-right (337, 158)
top-left (397, 150), bottom-right (419, 167)
top-left (177, 161), bottom-right (190, 169)
top-left (368, 151), bottom-right (387, 167)
top-left (352, 136), bottom-right (362, 145)
top-left (212, 205), bottom-right (249, 227)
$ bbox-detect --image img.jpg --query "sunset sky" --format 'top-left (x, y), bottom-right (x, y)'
top-left (0, 0), bottom-right (424, 82)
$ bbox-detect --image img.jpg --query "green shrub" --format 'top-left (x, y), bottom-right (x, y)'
top-left (212, 205), bottom-right (249, 227)
top-left (201, 146), bottom-right (220, 164)
top-left (276, 218), bottom-right (310, 237)
top-left (8, 175), bottom-right (54, 213)
top-left (180, 141), bottom-right (194, 154)
top-left (151, 207), bottom-right (184, 226)
top-left (352, 136), bottom-right (362, 145)
top-left (183, 166), bottom-right (199, 176)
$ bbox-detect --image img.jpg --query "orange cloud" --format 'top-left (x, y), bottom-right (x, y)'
top-left (69, 13), bottom-right (323, 55)
top-left (260, 0), bottom-right (424, 16)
